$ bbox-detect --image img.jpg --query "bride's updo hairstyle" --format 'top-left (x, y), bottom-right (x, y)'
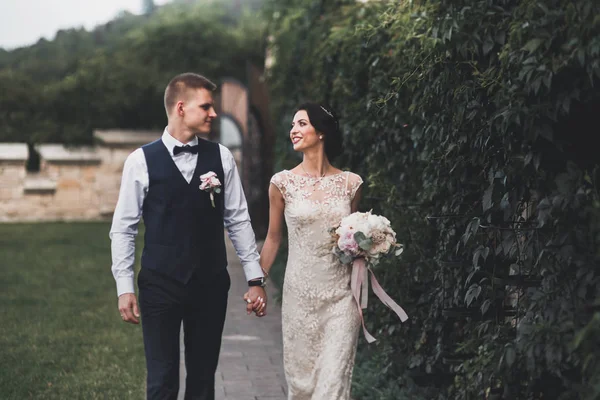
top-left (296, 102), bottom-right (343, 161)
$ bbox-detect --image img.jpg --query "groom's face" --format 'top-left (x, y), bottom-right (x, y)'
top-left (181, 88), bottom-right (217, 135)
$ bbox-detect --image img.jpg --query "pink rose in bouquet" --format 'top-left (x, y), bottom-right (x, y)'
top-left (337, 230), bottom-right (360, 255)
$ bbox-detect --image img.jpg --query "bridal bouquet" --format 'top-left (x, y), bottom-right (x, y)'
top-left (333, 211), bottom-right (404, 264)
top-left (330, 211), bottom-right (409, 343)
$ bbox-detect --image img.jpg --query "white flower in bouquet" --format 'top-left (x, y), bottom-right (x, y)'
top-left (367, 212), bottom-right (391, 233)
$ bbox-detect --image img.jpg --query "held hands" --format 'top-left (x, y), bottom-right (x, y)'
top-left (243, 286), bottom-right (267, 317)
top-left (118, 293), bottom-right (140, 324)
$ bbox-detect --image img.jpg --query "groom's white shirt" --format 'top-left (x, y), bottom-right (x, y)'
top-left (110, 128), bottom-right (263, 296)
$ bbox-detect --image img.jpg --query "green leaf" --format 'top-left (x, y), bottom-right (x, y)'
top-left (482, 37), bottom-right (494, 56)
top-left (500, 192), bottom-right (510, 210)
top-left (358, 239), bottom-right (373, 251)
top-left (354, 231), bottom-right (367, 243)
top-left (463, 218), bottom-right (480, 245)
top-left (483, 184), bottom-right (493, 212)
top-left (339, 253), bottom-right (353, 265)
top-left (354, 232), bottom-right (372, 251)
top-left (395, 245), bottom-right (404, 256)
top-left (481, 299), bottom-right (491, 316)
top-left (522, 38), bottom-right (544, 54)
top-left (482, 247), bottom-right (490, 261)
top-left (469, 217), bottom-right (480, 235)
top-left (505, 345), bottom-right (516, 367)
top-left (577, 48), bottom-right (585, 66)
top-left (473, 245), bottom-right (485, 267)
top-left (534, 154), bottom-right (541, 170)
top-left (465, 284), bottom-right (481, 307)
top-left (555, 173), bottom-right (572, 195)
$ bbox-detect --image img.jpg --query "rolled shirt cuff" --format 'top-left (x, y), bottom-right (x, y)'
top-left (243, 261), bottom-right (264, 282)
top-left (116, 277), bottom-right (135, 297)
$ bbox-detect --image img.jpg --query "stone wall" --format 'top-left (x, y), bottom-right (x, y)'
top-left (0, 130), bottom-right (161, 222)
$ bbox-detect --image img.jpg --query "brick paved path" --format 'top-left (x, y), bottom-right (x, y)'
top-left (177, 239), bottom-right (287, 400)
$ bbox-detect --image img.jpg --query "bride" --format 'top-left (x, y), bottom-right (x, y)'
top-left (256, 102), bottom-right (363, 399)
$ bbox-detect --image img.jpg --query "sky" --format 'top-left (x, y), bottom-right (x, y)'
top-left (0, 0), bottom-right (170, 50)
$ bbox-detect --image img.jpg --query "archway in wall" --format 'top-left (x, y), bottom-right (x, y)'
top-left (216, 75), bottom-right (273, 238)
top-left (219, 114), bottom-right (243, 167)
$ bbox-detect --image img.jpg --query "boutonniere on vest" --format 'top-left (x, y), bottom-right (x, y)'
top-left (199, 171), bottom-right (222, 208)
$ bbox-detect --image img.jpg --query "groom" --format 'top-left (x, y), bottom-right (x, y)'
top-left (110, 72), bottom-right (267, 399)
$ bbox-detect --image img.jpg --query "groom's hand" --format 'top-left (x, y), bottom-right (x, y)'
top-left (243, 287), bottom-right (267, 317)
top-left (118, 293), bottom-right (140, 324)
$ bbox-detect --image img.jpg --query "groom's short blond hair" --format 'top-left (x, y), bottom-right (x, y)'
top-left (164, 73), bottom-right (217, 115)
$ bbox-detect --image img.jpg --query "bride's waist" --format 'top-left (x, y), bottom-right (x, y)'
top-left (287, 249), bottom-right (335, 263)
top-left (282, 275), bottom-right (354, 303)
top-left (285, 254), bottom-right (350, 275)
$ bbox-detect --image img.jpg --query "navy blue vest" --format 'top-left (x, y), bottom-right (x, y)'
top-left (140, 138), bottom-right (227, 283)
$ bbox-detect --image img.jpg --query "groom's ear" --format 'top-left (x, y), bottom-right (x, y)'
top-left (176, 101), bottom-right (184, 116)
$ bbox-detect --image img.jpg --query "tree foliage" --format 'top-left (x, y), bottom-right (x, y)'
top-left (0, 1), bottom-right (266, 145)
top-left (265, 0), bottom-right (600, 398)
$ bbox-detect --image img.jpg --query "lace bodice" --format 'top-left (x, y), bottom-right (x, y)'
top-left (270, 170), bottom-right (363, 256)
top-left (270, 170), bottom-right (362, 203)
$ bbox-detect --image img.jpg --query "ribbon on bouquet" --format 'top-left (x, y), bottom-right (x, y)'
top-left (351, 258), bottom-right (409, 343)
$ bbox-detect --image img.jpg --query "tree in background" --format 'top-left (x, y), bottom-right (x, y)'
top-left (143, 0), bottom-right (156, 15)
top-left (0, 0), bottom-right (266, 145)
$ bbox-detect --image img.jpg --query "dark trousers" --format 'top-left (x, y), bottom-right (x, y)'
top-left (138, 267), bottom-right (230, 400)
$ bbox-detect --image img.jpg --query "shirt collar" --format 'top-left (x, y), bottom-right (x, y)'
top-left (161, 127), bottom-right (199, 156)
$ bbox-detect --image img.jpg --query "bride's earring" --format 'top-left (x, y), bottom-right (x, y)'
top-left (319, 135), bottom-right (323, 140)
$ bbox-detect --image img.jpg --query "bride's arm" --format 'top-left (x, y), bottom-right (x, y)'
top-left (259, 183), bottom-right (285, 276)
top-left (351, 185), bottom-right (363, 213)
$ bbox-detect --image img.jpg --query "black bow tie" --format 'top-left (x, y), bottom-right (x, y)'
top-left (173, 145), bottom-right (199, 156)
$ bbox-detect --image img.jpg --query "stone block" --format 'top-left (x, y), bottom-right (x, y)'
top-left (23, 176), bottom-right (57, 194)
top-left (55, 165), bottom-right (82, 180)
top-left (0, 165), bottom-right (27, 183)
top-left (94, 129), bottom-right (161, 147)
top-left (0, 143), bottom-right (28, 162)
top-left (0, 187), bottom-right (21, 201)
top-left (81, 165), bottom-right (98, 183)
top-left (57, 178), bottom-right (81, 190)
top-left (37, 144), bottom-right (101, 164)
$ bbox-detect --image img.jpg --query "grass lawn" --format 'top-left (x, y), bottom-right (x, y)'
top-left (0, 222), bottom-right (146, 399)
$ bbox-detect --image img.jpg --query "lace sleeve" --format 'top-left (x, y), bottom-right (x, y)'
top-left (346, 172), bottom-right (363, 200)
top-left (270, 172), bottom-right (287, 196)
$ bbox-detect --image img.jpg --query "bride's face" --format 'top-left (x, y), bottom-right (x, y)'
top-left (290, 110), bottom-right (321, 152)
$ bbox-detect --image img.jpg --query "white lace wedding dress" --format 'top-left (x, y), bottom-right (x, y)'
top-left (270, 170), bottom-right (363, 400)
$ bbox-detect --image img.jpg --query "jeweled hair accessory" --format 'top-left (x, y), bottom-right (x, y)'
top-left (320, 105), bottom-right (339, 129)
top-left (320, 105), bottom-right (334, 118)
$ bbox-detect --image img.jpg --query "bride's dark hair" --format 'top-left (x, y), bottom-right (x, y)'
top-left (296, 102), bottom-right (343, 160)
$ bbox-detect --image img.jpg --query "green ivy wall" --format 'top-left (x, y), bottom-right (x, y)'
top-left (264, 1), bottom-right (600, 398)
